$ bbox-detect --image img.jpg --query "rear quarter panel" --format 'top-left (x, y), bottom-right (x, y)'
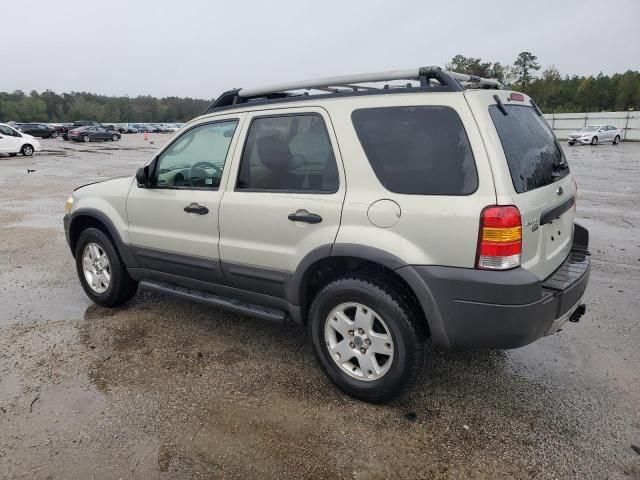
top-left (326, 92), bottom-right (496, 267)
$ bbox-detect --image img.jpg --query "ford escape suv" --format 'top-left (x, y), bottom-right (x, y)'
top-left (63, 67), bottom-right (590, 402)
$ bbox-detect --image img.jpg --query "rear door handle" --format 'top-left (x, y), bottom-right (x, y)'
top-left (184, 203), bottom-right (209, 215)
top-left (288, 212), bottom-right (322, 224)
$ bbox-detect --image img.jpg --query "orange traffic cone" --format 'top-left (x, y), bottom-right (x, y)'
top-left (143, 131), bottom-right (149, 141)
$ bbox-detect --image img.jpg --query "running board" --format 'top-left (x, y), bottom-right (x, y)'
top-left (140, 280), bottom-right (288, 323)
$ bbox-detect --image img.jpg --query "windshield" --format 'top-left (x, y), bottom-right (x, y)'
top-left (489, 105), bottom-right (569, 194)
top-left (579, 126), bottom-right (600, 132)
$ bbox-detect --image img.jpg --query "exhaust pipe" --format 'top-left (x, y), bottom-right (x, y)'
top-left (569, 304), bottom-right (586, 323)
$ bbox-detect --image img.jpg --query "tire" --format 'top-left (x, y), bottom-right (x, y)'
top-left (75, 227), bottom-right (138, 307)
top-left (591, 136), bottom-right (598, 145)
top-left (568, 142), bottom-right (575, 146)
top-left (111, 134), bottom-right (119, 141)
top-left (308, 276), bottom-right (425, 403)
top-left (21, 144), bottom-right (34, 156)
top-left (613, 135), bottom-right (620, 145)
top-left (82, 134), bottom-right (91, 142)
top-left (50, 132), bottom-right (58, 139)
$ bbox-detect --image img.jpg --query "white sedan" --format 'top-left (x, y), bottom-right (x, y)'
top-left (567, 125), bottom-right (623, 146)
top-left (0, 123), bottom-right (42, 156)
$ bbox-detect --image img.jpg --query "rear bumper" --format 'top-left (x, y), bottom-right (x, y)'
top-left (398, 223), bottom-right (591, 349)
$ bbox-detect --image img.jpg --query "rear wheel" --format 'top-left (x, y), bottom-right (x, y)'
top-left (568, 142), bottom-right (575, 146)
top-left (82, 134), bottom-right (90, 143)
top-left (111, 134), bottom-right (119, 141)
top-left (308, 276), bottom-right (425, 403)
top-left (50, 132), bottom-right (58, 139)
top-left (591, 136), bottom-right (598, 145)
top-left (613, 135), bottom-right (620, 145)
top-left (21, 144), bottom-right (34, 156)
top-left (75, 228), bottom-right (138, 307)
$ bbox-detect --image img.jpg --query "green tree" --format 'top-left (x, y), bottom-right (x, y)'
top-left (513, 51), bottom-right (541, 90)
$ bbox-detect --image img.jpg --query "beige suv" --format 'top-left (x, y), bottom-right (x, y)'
top-left (63, 67), bottom-right (591, 402)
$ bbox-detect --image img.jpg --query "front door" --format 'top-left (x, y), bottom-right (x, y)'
top-left (127, 116), bottom-right (243, 283)
top-left (0, 125), bottom-right (21, 153)
top-left (219, 108), bottom-right (345, 298)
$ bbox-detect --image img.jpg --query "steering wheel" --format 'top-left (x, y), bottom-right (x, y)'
top-left (189, 161), bottom-right (223, 187)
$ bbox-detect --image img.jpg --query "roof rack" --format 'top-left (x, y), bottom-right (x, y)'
top-left (203, 66), bottom-right (503, 114)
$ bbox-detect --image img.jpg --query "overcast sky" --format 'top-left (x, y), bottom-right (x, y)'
top-left (2, 0), bottom-right (639, 99)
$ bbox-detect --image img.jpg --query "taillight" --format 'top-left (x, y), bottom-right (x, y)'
top-left (509, 92), bottom-right (525, 101)
top-left (476, 205), bottom-right (522, 270)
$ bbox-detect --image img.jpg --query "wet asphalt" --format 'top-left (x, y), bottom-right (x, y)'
top-left (0, 135), bottom-right (639, 479)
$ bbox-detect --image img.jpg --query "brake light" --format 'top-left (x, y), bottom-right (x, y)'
top-left (476, 205), bottom-right (522, 270)
top-left (510, 92), bottom-right (525, 101)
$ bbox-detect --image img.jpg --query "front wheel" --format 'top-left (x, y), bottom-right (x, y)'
top-left (83, 134), bottom-right (90, 143)
top-left (591, 136), bottom-right (598, 145)
top-left (308, 277), bottom-right (425, 403)
top-left (21, 144), bottom-right (34, 156)
top-left (75, 228), bottom-right (138, 307)
top-left (613, 135), bottom-right (620, 145)
top-left (111, 134), bottom-right (119, 141)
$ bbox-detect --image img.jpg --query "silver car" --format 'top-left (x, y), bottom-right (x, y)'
top-left (567, 125), bottom-right (623, 145)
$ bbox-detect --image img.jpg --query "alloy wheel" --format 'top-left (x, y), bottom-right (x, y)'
top-left (324, 302), bottom-right (394, 381)
top-left (82, 242), bottom-right (111, 294)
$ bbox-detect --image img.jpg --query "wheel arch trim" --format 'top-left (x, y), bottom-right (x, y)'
top-left (68, 208), bottom-right (138, 267)
top-left (290, 243), bottom-right (448, 345)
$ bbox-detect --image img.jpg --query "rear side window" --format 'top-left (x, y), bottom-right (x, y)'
top-left (237, 114), bottom-right (338, 192)
top-left (489, 105), bottom-right (569, 193)
top-left (351, 106), bottom-right (478, 195)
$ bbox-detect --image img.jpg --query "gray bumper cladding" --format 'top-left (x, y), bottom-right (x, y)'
top-left (399, 224), bottom-right (591, 349)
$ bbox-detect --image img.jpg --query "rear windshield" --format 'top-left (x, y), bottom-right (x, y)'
top-left (489, 105), bottom-right (569, 193)
top-left (351, 106), bottom-right (478, 195)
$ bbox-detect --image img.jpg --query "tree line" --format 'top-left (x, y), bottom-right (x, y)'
top-left (446, 52), bottom-right (640, 113)
top-left (0, 90), bottom-right (211, 124)
top-left (1, 52), bottom-right (639, 123)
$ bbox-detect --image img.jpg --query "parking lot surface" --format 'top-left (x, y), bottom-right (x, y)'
top-left (0, 136), bottom-right (639, 479)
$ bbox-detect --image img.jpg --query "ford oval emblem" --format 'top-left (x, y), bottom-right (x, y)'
top-left (556, 186), bottom-right (563, 196)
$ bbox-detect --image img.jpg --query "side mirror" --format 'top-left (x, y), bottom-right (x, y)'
top-left (136, 167), bottom-right (148, 187)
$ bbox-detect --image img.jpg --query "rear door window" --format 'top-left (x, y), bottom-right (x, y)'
top-left (351, 106), bottom-right (478, 195)
top-left (489, 105), bottom-right (569, 193)
top-left (236, 114), bottom-right (338, 192)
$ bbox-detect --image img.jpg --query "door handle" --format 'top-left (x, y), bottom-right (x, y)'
top-left (288, 212), bottom-right (322, 224)
top-left (184, 203), bottom-right (209, 215)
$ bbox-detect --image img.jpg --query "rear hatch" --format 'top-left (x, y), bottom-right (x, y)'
top-left (465, 90), bottom-right (576, 280)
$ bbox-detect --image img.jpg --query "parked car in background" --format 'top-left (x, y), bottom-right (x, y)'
top-left (133, 124), bottom-right (158, 133)
top-left (0, 123), bottom-right (42, 156)
top-left (68, 126), bottom-right (121, 142)
top-left (63, 121), bottom-right (103, 140)
top-left (51, 123), bottom-right (73, 136)
top-left (116, 124), bottom-right (138, 134)
top-left (16, 123), bottom-right (58, 138)
top-left (567, 125), bottom-right (623, 145)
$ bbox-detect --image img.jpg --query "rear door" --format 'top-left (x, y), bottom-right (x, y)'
top-left (466, 90), bottom-right (576, 279)
top-left (218, 107), bottom-right (345, 297)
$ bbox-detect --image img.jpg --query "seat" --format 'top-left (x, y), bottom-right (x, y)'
top-left (254, 134), bottom-right (301, 190)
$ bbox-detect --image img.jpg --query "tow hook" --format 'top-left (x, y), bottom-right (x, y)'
top-left (569, 304), bottom-right (586, 323)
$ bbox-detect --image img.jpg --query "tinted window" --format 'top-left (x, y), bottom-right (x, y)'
top-left (0, 125), bottom-right (14, 135)
top-left (153, 120), bottom-right (238, 189)
top-left (489, 105), bottom-right (569, 194)
top-left (351, 106), bottom-right (477, 195)
top-left (237, 114), bottom-right (338, 192)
